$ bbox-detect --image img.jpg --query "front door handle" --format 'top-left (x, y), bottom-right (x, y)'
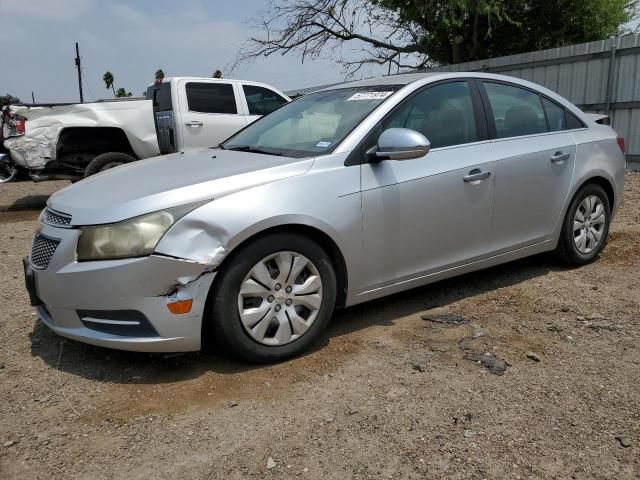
top-left (185, 121), bottom-right (204, 127)
top-left (463, 169), bottom-right (491, 183)
top-left (550, 151), bottom-right (571, 163)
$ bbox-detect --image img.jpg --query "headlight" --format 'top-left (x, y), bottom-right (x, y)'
top-left (76, 203), bottom-right (203, 261)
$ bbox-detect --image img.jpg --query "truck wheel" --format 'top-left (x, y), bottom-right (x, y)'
top-left (84, 152), bottom-right (135, 178)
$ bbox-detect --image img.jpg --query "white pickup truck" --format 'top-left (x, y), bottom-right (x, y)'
top-left (1, 77), bottom-right (289, 181)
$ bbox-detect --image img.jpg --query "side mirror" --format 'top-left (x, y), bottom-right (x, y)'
top-left (375, 128), bottom-right (430, 161)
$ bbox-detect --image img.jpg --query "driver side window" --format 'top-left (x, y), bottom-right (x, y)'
top-left (383, 81), bottom-right (479, 149)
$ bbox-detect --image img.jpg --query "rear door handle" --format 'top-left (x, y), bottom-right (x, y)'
top-left (550, 151), bottom-right (571, 163)
top-left (184, 121), bottom-right (204, 127)
top-left (463, 170), bottom-right (491, 183)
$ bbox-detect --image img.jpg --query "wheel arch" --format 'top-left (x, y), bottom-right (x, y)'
top-left (56, 126), bottom-right (137, 160)
top-left (578, 175), bottom-right (615, 209)
top-left (216, 223), bottom-right (349, 309)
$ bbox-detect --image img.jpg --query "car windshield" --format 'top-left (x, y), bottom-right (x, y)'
top-left (222, 86), bottom-right (402, 158)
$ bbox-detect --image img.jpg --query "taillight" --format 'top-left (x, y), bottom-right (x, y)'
top-left (616, 136), bottom-right (625, 154)
top-left (15, 118), bottom-right (25, 135)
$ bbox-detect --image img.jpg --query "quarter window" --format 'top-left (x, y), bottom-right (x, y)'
top-left (186, 82), bottom-right (237, 114)
top-left (542, 97), bottom-right (566, 132)
top-left (243, 85), bottom-right (288, 115)
top-left (382, 81), bottom-right (479, 149)
top-left (484, 82), bottom-right (547, 138)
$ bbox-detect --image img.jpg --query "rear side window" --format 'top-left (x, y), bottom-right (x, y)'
top-left (542, 97), bottom-right (566, 132)
top-left (146, 83), bottom-right (172, 111)
top-left (186, 82), bottom-right (237, 114)
top-left (484, 82), bottom-right (547, 138)
top-left (565, 111), bottom-right (585, 129)
top-left (243, 85), bottom-right (288, 115)
top-left (383, 81), bottom-right (479, 149)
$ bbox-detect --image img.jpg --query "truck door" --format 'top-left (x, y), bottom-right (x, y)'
top-left (178, 80), bottom-right (247, 149)
top-left (240, 84), bottom-right (290, 125)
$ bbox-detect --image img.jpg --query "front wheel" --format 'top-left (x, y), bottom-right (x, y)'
top-left (207, 233), bottom-right (337, 363)
top-left (556, 183), bottom-right (611, 265)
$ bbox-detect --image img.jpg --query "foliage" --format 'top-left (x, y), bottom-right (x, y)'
top-left (0, 94), bottom-right (21, 106)
top-left (102, 71), bottom-right (116, 96)
top-left (236, 0), bottom-right (638, 74)
top-left (115, 88), bottom-right (132, 98)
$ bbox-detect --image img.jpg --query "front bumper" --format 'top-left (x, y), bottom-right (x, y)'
top-left (26, 222), bottom-right (216, 352)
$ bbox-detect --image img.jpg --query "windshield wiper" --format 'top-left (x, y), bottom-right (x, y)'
top-left (226, 145), bottom-right (283, 156)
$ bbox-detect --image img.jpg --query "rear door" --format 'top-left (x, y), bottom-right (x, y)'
top-left (478, 80), bottom-right (578, 252)
top-left (178, 80), bottom-right (247, 149)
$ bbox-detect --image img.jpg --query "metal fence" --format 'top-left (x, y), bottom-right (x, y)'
top-left (288, 34), bottom-right (640, 161)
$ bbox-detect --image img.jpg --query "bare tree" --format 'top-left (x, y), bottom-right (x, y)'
top-left (234, 0), bottom-right (429, 78)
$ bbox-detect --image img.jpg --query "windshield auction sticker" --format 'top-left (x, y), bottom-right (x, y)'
top-left (346, 91), bottom-right (394, 101)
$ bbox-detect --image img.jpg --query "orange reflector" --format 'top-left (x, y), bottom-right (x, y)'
top-left (167, 299), bottom-right (193, 315)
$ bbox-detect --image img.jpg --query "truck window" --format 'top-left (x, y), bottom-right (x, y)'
top-left (186, 82), bottom-right (237, 114)
top-left (146, 83), bottom-right (172, 111)
top-left (242, 85), bottom-right (288, 115)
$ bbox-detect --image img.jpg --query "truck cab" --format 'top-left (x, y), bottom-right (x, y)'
top-left (147, 77), bottom-right (290, 154)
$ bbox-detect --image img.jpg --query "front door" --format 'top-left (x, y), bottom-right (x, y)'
top-left (178, 80), bottom-right (247, 149)
top-left (359, 80), bottom-right (496, 292)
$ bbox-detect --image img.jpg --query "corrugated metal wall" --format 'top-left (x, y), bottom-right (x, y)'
top-left (424, 34), bottom-right (640, 160)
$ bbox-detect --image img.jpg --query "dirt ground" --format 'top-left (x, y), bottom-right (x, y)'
top-left (0, 175), bottom-right (639, 480)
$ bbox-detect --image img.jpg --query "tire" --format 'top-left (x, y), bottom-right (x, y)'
top-left (556, 183), bottom-right (611, 266)
top-left (84, 152), bottom-right (135, 178)
top-left (207, 232), bottom-right (337, 363)
top-left (0, 161), bottom-right (18, 183)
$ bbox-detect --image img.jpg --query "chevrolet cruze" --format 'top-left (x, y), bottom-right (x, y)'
top-left (24, 72), bottom-right (626, 362)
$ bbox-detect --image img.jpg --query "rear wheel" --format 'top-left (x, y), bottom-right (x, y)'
top-left (556, 183), bottom-right (611, 265)
top-left (84, 152), bottom-right (135, 178)
top-left (208, 233), bottom-right (337, 363)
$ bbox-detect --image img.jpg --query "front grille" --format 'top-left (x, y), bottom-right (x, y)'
top-left (30, 235), bottom-right (60, 269)
top-left (42, 208), bottom-right (72, 227)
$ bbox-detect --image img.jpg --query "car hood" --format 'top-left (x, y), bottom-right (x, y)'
top-left (48, 149), bottom-right (314, 225)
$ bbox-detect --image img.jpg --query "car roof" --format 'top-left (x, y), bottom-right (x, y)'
top-left (319, 72), bottom-right (448, 91)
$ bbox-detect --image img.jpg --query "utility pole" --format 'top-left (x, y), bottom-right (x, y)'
top-left (75, 42), bottom-right (84, 103)
top-left (31, 92), bottom-right (35, 103)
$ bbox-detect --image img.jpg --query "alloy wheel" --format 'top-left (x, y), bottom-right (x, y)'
top-left (237, 251), bottom-right (323, 346)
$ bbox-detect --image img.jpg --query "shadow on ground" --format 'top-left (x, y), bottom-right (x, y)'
top-left (0, 194), bottom-right (49, 212)
top-left (29, 252), bottom-right (563, 385)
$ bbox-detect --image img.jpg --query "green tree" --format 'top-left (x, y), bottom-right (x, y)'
top-left (0, 94), bottom-right (21, 106)
top-left (115, 88), bottom-right (132, 98)
top-left (102, 71), bottom-right (116, 96)
top-left (236, 0), bottom-right (638, 73)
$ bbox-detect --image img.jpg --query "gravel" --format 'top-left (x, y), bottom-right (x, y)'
top-left (1, 174), bottom-right (639, 479)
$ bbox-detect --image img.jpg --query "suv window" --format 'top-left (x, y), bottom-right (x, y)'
top-left (382, 81), bottom-right (479, 149)
top-left (484, 82), bottom-right (547, 138)
top-left (243, 85), bottom-right (288, 115)
top-left (186, 82), bottom-right (237, 114)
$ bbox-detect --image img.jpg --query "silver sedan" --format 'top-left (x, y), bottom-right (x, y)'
top-left (24, 72), bottom-right (626, 362)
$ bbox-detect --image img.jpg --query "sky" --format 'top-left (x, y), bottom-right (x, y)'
top-left (0, 0), bottom-right (389, 103)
